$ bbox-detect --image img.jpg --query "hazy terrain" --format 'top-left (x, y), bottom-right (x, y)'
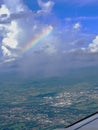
top-left (0, 66), bottom-right (98, 130)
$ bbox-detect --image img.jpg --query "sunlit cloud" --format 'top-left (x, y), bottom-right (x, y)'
top-left (0, 4), bottom-right (10, 16)
top-left (88, 35), bottom-right (98, 53)
top-left (73, 22), bottom-right (81, 30)
top-left (1, 20), bottom-right (20, 58)
top-left (0, 4), bottom-right (10, 21)
top-left (2, 21), bottom-right (19, 49)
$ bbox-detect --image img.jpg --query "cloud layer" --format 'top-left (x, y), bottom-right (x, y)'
top-left (0, 0), bottom-right (98, 77)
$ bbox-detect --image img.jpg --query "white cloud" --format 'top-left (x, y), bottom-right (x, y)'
top-left (0, 4), bottom-right (10, 16)
top-left (1, 45), bottom-right (11, 56)
top-left (3, 0), bottom-right (25, 13)
top-left (2, 21), bottom-right (19, 49)
top-left (73, 23), bottom-right (81, 29)
top-left (0, 4), bottom-right (10, 20)
top-left (3, 58), bottom-right (15, 63)
top-left (37, 0), bottom-right (54, 13)
top-left (1, 20), bottom-right (20, 59)
top-left (0, 0), bottom-right (55, 61)
top-left (2, 37), bottom-right (18, 49)
top-left (0, 2), bottom-right (22, 61)
top-left (88, 35), bottom-right (98, 53)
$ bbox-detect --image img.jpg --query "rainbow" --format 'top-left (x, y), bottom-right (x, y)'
top-left (21, 26), bottom-right (53, 54)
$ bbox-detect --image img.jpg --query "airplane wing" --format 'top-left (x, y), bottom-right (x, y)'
top-left (55, 112), bottom-right (98, 130)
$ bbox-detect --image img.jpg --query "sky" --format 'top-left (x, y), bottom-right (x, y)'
top-left (0, 0), bottom-right (98, 77)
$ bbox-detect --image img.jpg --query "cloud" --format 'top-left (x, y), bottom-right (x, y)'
top-left (0, 0), bottom-right (56, 62)
top-left (3, 0), bottom-right (25, 13)
top-left (0, 0), bottom-right (32, 60)
top-left (0, 0), bottom-right (33, 24)
top-left (0, 12), bottom-right (32, 24)
top-left (41, 42), bottom-right (57, 55)
top-left (0, 0), bottom-right (98, 78)
top-left (73, 22), bottom-right (81, 30)
top-left (2, 21), bottom-right (19, 49)
top-left (0, 4), bottom-right (10, 16)
top-left (88, 35), bottom-right (98, 53)
top-left (1, 20), bottom-right (20, 58)
top-left (0, 4), bottom-right (10, 21)
top-left (37, 0), bottom-right (54, 13)
top-left (65, 16), bottom-right (98, 22)
top-left (1, 45), bottom-right (11, 56)
top-left (65, 34), bottom-right (98, 54)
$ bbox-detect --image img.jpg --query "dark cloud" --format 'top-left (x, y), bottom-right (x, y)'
top-left (72, 39), bottom-right (86, 47)
top-left (0, 11), bottom-right (33, 24)
top-left (1, 49), bottom-right (98, 79)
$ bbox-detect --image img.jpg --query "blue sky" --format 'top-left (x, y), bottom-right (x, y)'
top-left (21, 0), bottom-right (98, 34)
top-left (0, 0), bottom-right (98, 75)
top-left (23, 0), bottom-right (98, 19)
